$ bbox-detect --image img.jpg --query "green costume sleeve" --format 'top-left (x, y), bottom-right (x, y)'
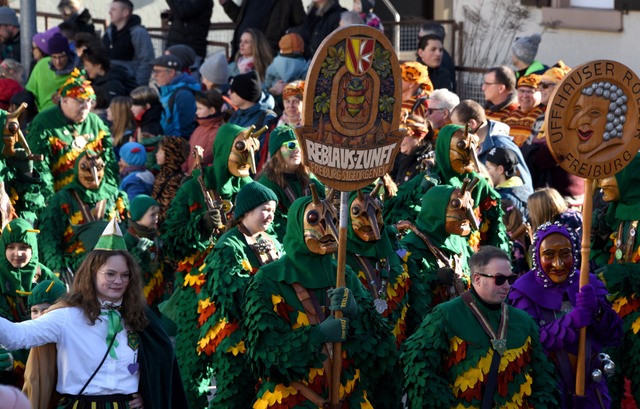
top-left (36, 193), bottom-right (67, 275)
top-left (383, 171), bottom-right (437, 225)
top-left (26, 118), bottom-right (55, 202)
top-left (474, 180), bottom-right (510, 253)
top-left (526, 319), bottom-right (562, 408)
top-left (401, 306), bottom-right (457, 409)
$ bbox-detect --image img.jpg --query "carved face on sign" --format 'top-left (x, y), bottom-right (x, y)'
top-left (228, 131), bottom-right (259, 178)
top-left (569, 82), bottom-right (627, 161)
top-left (350, 189), bottom-right (383, 242)
top-left (304, 199), bottom-right (339, 255)
top-left (449, 129), bottom-right (477, 175)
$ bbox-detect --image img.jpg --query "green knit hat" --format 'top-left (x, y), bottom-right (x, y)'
top-left (268, 125), bottom-right (297, 157)
top-left (93, 217), bottom-right (127, 251)
top-left (28, 279), bottom-right (66, 307)
top-left (233, 182), bottom-right (278, 219)
top-left (130, 195), bottom-right (158, 221)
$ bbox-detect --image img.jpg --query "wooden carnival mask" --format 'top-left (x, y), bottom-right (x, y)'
top-left (303, 184), bottom-right (339, 255)
top-left (596, 176), bottom-right (620, 202)
top-left (350, 184), bottom-right (384, 242)
top-left (77, 153), bottom-right (105, 190)
top-left (227, 126), bottom-right (265, 178)
top-left (445, 177), bottom-right (479, 236)
top-left (449, 127), bottom-right (479, 175)
top-left (539, 232), bottom-right (574, 284)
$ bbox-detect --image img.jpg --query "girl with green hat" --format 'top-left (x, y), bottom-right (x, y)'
top-left (197, 182), bottom-right (281, 408)
top-left (257, 124), bottom-right (324, 241)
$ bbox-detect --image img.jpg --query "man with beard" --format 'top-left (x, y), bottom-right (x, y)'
top-left (402, 246), bottom-right (559, 408)
top-left (37, 149), bottom-right (128, 281)
top-left (26, 70), bottom-right (118, 203)
top-left (159, 123), bottom-right (259, 409)
top-left (243, 189), bottom-right (400, 409)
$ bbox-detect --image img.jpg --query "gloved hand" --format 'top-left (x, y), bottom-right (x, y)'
top-left (569, 306), bottom-right (591, 329)
top-left (0, 350), bottom-right (13, 371)
top-left (136, 237), bottom-right (154, 252)
top-left (576, 284), bottom-right (599, 316)
top-left (328, 287), bottom-right (358, 318)
top-left (201, 208), bottom-right (222, 230)
top-left (316, 316), bottom-right (349, 343)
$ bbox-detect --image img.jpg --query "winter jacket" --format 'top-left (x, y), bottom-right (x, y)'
top-left (182, 114), bottom-right (224, 173)
top-left (90, 65), bottom-right (137, 109)
top-left (166, 0), bottom-right (214, 58)
top-left (304, 0), bottom-right (347, 58)
top-left (264, 53), bottom-right (308, 89)
top-left (134, 102), bottom-right (164, 137)
top-left (102, 15), bottom-right (155, 86)
top-left (158, 73), bottom-right (201, 138)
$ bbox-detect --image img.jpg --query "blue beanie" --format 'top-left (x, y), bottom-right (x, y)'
top-left (120, 142), bottom-right (147, 166)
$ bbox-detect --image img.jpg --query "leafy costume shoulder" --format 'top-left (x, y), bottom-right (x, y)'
top-left (26, 106), bottom-right (118, 203)
top-left (197, 226), bottom-right (281, 408)
top-left (37, 154), bottom-right (128, 276)
top-left (382, 170), bottom-right (438, 226)
top-left (401, 289), bottom-right (559, 409)
top-left (434, 124), bottom-right (509, 253)
top-left (345, 192), bottom-right (428, 348)
top-left (0, 218), bottom-right (62, 387)
top-left (595, 153), bottom-right (640, 407)
top-left (257, 173), bottom-right (324, 242)
top-left (160, 123), bottom-right (251, 409)
top-left (124, 222), bottom-right (166, 310)
top-left (401, 185), bottom-right (473, 309)
top-left (243, 197), bottom-right (400, 409)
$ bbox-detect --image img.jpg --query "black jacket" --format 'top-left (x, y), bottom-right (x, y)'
top-left (91, 65), bottom-right (137, 109)
top-left (303, 0), bottom-right (346, 59)
top-left (136, 102), bottom-right (165, 136)
top-left (166, 0), bottom-right (214, 58)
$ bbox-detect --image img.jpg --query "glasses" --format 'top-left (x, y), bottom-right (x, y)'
top-left (476, 272), bottom-right (517, 286)
top-left (517, 88), bottom-right (537, 95)
top-left (152, 68), bottom-right (170, 75)
top-left (539, 82), bottom-right (556, 90)
top-left (483, 81), bottom-right (498, 86)
top-left (98, 270), bottom-right (131, 283)
top-left (282, 140), bottom-right (299, 150)
top-left (427, 108), bottom-right (445, 115)
top-left (50, 53), bottom-right (68, 61)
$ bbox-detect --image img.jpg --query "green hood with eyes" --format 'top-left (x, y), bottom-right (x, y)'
top-left (0, 218), bottom-right (40, 293)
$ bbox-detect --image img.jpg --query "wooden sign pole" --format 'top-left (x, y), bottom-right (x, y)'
top-left (543, 60), bottom-right (640, 397)
top-left (296, 26), bottom-right (403, 407)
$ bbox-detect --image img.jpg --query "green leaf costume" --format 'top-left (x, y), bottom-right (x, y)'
top-left (401, 289), bottom-right (559, 409)
top-left (0, 218), bottom-right (62, 387)
top-left (401, 185), bottom-right (473, 308)
top-left (37, 151), bottom-right (128, 277)
top-left (160, 123), bottom-right (252, 409)
top-left (198, 226), bottom-right (281, 408)
top-left (26, 106), bottom-right (119, 203)
top-left (382, 170), bottom-right (438, 226)
top-left (434, 124), bottom-right (510, 253)
top-left (243, 197), bottom-right (400, 409)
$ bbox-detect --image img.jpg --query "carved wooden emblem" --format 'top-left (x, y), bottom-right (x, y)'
top-left (545, 60), bottom-right (640, 179)
top-left (296, 26), bottom-right (404, 191)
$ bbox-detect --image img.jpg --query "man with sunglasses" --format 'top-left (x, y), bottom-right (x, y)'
top-left (403, 246), bottom-right (560, 409)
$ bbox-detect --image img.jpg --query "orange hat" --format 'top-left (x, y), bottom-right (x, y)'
top-left (401, 62), bottom-right (433, 93)
top-left (283, 80), bottom-right (305, 100)
top-left (279, 33), bottom-right (305, 55)
top-left (541, 60), bottom-right (572, 84)
top-left (517, 74), bottom-right (542, 89)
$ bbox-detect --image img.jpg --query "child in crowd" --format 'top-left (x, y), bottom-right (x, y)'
top-left (182, 89), bottom-right (225, 173)
top-left (107, 96), bottom-right (134, 160)
top-left (130, 85), bottom-right (164, 138)
top-left (264, 32), bottom-right (308, 98)
top-left (28, 279), bottom-right (67, 319)
top-left (119, 141), bottom-right (155, 202)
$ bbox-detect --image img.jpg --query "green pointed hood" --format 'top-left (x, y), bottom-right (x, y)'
top-left (404, 185), bottom-right (468, 254)
top-left (271, 196), bottom-right (337, 288)
top-left (0, 218), bottom-right (41, 294)
top-left (64, 149), bottom-right (116, 203)
top-left (435, 124), bottom-right (469, 187)
top-left (203, 123), bottom-right (252, 199)
top-left (346, 190), bottom-right (394, 258)
top-left (614, 152), bottom-right (640, 221)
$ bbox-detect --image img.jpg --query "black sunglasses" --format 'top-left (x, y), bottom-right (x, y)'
top-left (476, 272), bottom-right (517, 286)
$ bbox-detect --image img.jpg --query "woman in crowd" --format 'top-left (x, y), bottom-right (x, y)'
top-left (528, 187), bottom-right (582, 235)
top-left (107, 96), bottom-right (135, 161)
top-left (228, 28), bottom-right (273, 82)
top-left (276, 80), bottom-right (304, 127)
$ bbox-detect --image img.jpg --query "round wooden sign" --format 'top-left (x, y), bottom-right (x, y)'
top-left (545, 60), bottom-right (640, 179)
top-left (296, 25), bottom-right (404, 191)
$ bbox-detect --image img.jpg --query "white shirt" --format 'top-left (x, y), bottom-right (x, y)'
top-left (0, 306), bottom-right (139, 395)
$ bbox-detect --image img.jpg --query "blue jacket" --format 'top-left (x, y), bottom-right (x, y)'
top-left (264, 54), bottom-right (309, 89)
top-left (120, 169), bottom-right (155, 202)
top-left (159, 73), bottom-right (201, 138)
top-left (478, 120), bottom-right (533, 191)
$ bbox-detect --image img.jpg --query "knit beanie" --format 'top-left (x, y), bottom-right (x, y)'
top-left (486, 146), bottom-right (518, 178)
top-left (166, 44), bottom-right (197, 70)
top-left (511, 34), bottom-right (541, 65)
top-left (229, 70), bottom-right (262, 103)
top-left (0, 7), bottom-right (19, 27)
top-left (120, 142), bottom-right (147, 166)
top-left (48, 32), bottom-right (71, 55)
top-left (279, 33), bottom-right (305, 55)
top-left (28, 280), bottom-right (67, 307)
top-left (130, 194), bottom-right (158, 221)
top-left (32, 26), bottom-right (61, 55)
top-left (0, 385), bottom-right (30, 409)
top-left (234, 182), bottom-right (278, 219)
top-left (268, 125), bottom-right (297, 157)
top-left (199, 52), bottom-right (229, 86)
